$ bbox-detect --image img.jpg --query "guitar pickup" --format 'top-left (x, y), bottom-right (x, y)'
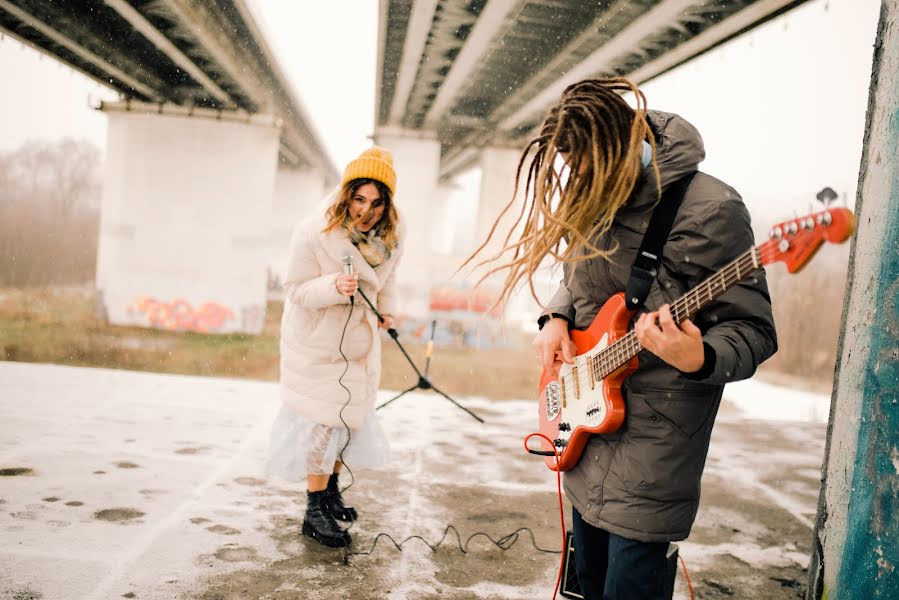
top-left (572, 366), bottom-right (580, 399)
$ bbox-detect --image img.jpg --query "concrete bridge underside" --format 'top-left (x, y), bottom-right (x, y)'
top-left (1, 0), bottom-right (337, 333)
top-left (374, 0), bottom-right (810, 320)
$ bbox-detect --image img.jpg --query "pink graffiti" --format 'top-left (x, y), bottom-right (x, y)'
top-left (128, 296), bottom-right (235, 333)
top-left (429, 287), bottom-right (503, 318)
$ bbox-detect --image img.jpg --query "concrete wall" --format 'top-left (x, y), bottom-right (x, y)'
top-left (271, 166), bottom-right (329, 283)
top-left (808, 1), bottom-right (899, 597)
top-left (373, 129), bottom-right (444, 318)
top-left (95, 110), bottom-right (279, 334)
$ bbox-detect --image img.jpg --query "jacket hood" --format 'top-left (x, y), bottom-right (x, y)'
top-left (628, 110), bottom-right (706, 211)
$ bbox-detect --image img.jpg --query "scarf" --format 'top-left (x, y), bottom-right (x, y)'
top-left (347, 225), bottom-right (392, 268)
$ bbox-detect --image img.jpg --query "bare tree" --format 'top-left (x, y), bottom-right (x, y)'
top-left (763, 243), bottom-right (850, 382)
top-left (0, 139), bottom-right (102, 286)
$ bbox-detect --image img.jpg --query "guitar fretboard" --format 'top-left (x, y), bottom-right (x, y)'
top-left (589, 246), bottom-right (762, 380)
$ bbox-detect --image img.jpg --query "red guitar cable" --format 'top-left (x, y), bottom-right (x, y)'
top-left (523, 433), bottom-right (566, 600)
top-left (524, 433), bottom-right (695, 600)
top-left (680, 555), bottom-right (695, 599)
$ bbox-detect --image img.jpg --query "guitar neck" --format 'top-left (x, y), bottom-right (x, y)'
top-left (593, 246), bottom-right (762, 380)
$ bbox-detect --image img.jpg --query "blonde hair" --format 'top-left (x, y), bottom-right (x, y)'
top-left (323, 178), bottom-right (399, 251)
top-left (463, 77), bottom-right (660, 304)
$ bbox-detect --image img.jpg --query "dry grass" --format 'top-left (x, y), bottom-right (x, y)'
top-left (0, 283), bottom-right (836, 400)
top-left (0, 287), bottom-right (280, 381)
top-left (0, 287), bottom-right (539, 400)
top-left (380, 333), bottom-right (540, 401)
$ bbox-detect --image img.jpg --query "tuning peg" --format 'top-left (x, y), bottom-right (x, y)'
top-left (816, 186), bottom-right (838, 206)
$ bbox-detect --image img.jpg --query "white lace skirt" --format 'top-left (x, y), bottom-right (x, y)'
top-left (265, 404), bottom-right (390, 481)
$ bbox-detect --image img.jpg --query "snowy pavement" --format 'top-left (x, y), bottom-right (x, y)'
top-left (0, 362), bottom-right (828, 599)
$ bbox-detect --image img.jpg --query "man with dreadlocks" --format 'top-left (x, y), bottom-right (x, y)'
top-left (466, 78), bottom-right (777, 599)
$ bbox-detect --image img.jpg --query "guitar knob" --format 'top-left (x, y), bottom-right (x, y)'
top-left (559, 422), bottom-right (571, 431)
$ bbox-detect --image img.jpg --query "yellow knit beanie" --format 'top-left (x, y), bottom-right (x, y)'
top-left (340, 146), bottom-right (397, 195)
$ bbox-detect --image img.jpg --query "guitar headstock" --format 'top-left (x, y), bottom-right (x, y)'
top-left (759, 207), bottom-right (855, 273)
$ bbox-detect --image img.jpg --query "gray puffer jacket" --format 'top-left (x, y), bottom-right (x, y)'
top-left (546, 110), bottom-right (777, 542)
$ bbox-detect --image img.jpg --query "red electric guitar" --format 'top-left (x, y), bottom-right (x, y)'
top-left (531, 206), bottom-right (855, 471)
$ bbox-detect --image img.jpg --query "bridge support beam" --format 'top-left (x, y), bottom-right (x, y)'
top-left (474, 146), bottom-right (523, 261)
top-left (271, 166), bottom-right (330, 284)
top-left (373, 128), bottom-right (445, 318)
top-left (95, 106), bottom-right (279, 334)
top-left (466, 146), bottom-right (530, 321)
top-left (808, 2), bottom-right (899, 597)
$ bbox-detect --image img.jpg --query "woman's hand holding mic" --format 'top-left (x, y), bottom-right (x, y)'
top-left (335, 273), bottom-right (358, 297)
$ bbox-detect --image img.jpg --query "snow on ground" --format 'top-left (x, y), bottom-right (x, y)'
top-left (0, 362), bottom-right (826, 599)
top-left (723, 377), bottom-right (831, 424)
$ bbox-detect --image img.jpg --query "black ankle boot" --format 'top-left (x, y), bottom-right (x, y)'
top-left (326, 473), bottom-right (358, 522)
top-left (302, 490), bottom-right (351, 548)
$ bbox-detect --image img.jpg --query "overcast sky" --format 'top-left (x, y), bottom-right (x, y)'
top-left (0, 0), bottom-right (882, 223)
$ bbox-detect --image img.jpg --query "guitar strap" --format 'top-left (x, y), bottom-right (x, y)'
top-left (624, 171), bottom-right (697, 310)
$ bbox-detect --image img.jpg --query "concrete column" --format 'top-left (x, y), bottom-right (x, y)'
top-left (808, 2), bottom-right (899, 597)
top-left (271, 165), bottom-right (329, 284)
top-left (475, 146), bottom-right (523, 257)
top-left (472, 145), bottom-right (555, 330)
top-left (95, 107), bottom-right (279, 334)
top-left (373, 128), bottom-right (443, 318)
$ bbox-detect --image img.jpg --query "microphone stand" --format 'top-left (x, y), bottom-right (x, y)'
top-left (354, 288), bottom-right (483, 423)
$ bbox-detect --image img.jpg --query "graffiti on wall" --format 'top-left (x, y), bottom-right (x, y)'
top-left (127, 296), bottom-right (235, 333)
top-left (428, 286), bottom-right (503, 319)
top-left (423, 285), bottom-right (505, 348)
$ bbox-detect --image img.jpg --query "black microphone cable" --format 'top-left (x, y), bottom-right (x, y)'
top-left (329, 286), bottom-right (562, 569)
top-left (333, 287), bottom-right (357, 557)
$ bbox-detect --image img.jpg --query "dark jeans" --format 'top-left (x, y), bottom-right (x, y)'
top-left (571, 508), bottom-right (670, 600)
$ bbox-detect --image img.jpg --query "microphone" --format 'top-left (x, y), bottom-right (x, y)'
top-left (341, 255), bottom-right (354, 304)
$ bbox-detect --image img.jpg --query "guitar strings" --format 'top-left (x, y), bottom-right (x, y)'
top-left (552, 246), bottom-right (766, 391)
top-left (554, 237), bottom-right (800, 391)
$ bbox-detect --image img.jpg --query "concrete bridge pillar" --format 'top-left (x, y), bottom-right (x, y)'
top-left (808, 2), bottom-right (899, 597)
top-left (471, 145), bottom-right (554, 329)
top-left (373, 128), bottom-right (444, 318)
top-left (271, 165), bottom-right (330, 284)
top-left (95, 103), bottom-right (279, 334)
top-left (474, 146), bottom-right (523, 258)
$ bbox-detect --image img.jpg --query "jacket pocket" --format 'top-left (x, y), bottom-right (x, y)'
top-left (634, 389), bottom-right (712, 438)
top-left (613, 390), bottom-right (715, 501)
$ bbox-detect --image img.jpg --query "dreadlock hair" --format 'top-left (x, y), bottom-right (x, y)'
top-left (461, 77), bottom-right (660, 306)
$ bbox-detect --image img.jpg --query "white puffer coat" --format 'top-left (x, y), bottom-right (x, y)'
top-left (279, 209), bottom-right (403, 429)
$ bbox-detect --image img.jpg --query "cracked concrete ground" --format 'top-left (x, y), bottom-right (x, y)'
top-left (0, 362), bottom-right (824, 599)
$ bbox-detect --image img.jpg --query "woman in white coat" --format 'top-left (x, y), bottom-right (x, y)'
top-left (267, 147), bottom-right (403, 548)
